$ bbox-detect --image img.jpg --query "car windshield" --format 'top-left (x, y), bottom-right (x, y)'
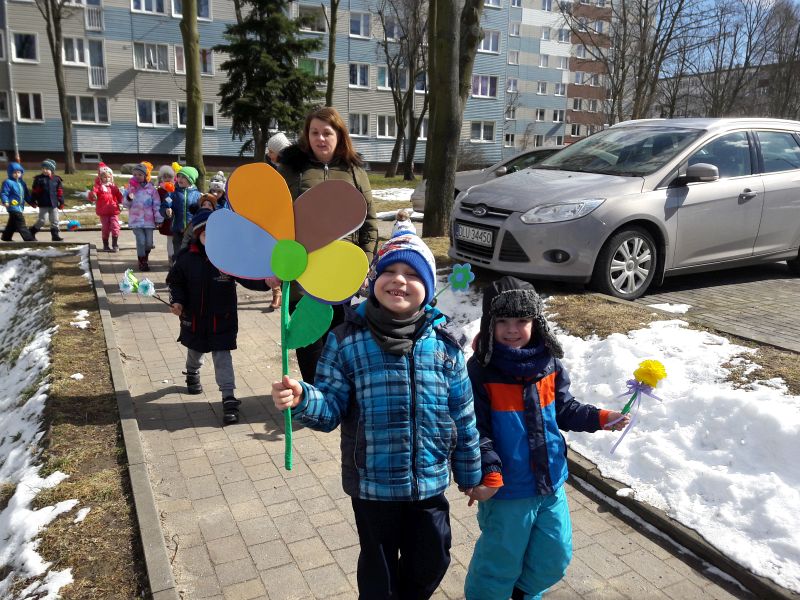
top-left (536, 126), bottom-right (704, 176)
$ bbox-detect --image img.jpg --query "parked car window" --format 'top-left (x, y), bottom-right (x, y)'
top-left (757, 131), bottom-right (800, 173)
top-left (688, 131), bottom-right (751, 178)
top-left (536, 127), bottom-right (702, 176)
top-left (506, 149), bottom-right (559, 173)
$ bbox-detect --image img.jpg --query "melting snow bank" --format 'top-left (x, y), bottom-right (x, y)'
top-left (0, 254), bottom-right (78, 599)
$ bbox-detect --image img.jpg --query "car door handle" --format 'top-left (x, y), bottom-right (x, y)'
top-left (739, 189), bottom-right (759, 200)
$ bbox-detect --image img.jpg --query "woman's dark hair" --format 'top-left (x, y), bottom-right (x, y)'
top-left (299, 106), bottom-right (363, 167)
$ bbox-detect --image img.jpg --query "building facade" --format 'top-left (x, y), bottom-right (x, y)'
top-left (0, 0), bottom-right (610, 168)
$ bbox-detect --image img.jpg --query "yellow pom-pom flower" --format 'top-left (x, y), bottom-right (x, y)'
top-left (633, 359), bottom-right (667, 388)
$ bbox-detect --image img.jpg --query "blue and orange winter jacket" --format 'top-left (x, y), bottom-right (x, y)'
top-left (294, 301), bottom-right (482, 502)
top-left (1, 163), bottom-right (31, 213)
top-left (468, 344), bottom-right (609, 499)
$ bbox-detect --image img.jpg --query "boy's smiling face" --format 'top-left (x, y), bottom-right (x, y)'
top-left (12, 170), bottom-right (22, 180)
top-left (374, 262), bottom-right (426, 319)
top-left (494, 317), bottom-right (534, 349)
top-left (176, 174), bottom-right (191, 188)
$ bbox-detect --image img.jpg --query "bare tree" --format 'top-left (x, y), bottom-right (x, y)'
top-left (422, 0), bottom-right (483, 236)
top-left (180, 0), bottom-right (206, 188)
top-left (34, 0), bottom-right (76, 173)
top-left (323, 0), bottom-right (340, 106)
top-left (375, 0), bottom-right (429, 179)
top-left (762, 0), bottom-right (800, 119)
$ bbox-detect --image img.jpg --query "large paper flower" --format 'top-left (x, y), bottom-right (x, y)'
top-left (205, 163), bottom-right (369, 304)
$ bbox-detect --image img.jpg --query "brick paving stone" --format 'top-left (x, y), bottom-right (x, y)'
top-left (331, 546), bottom-right (359, 575)
top-left (578, 544), bottom-right (631, 580)
top-left (251, 538), bottom-right (293, 571)
top-left (180, 456), bottom-right (214, 479)
top-left (229, 498), bottom-right (267, 522)
top-left (620, 549), bottom-right (684, 588)
top-left (199, 509), bottom-right (239, 542)
top-left (304, 563), bottom-right (353, 598)
top-left (208, 534), bottom-right (250, 565)
top-left (177, 545), bottom-right (215, 577)
top-left (261, 564), bottom-right (312, 600)
top-left (274, 511), bottom-right (317, 543)
top-left (191, 575), bottom-right (223, 599)
top-left (239, 514), bottom-right (281, 546)
top-left (221, 479), bottom-right (259, 505)
top-left (317, 521), bottom-right (359, 552)
top-left (309, 509), bottom-right (347, 529)
top-left (288, 536), bottom-right (336, 571)
top-left (662, 578), bottom-right (713, 600)
top-left (221, 578), bottom-right (267, 600)
top-left (187, 474), bottom-right (223, 501)
top-left (607, 569), bottom-right (671, 599)
top-left (214, 558), bottom-right (259, 588)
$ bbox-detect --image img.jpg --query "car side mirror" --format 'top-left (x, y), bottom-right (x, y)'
top-left (494, 166), bottom-right (508, 176)
top-left (684, 163), bottom-right (719, 183)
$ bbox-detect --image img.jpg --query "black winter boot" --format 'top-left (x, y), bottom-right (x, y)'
top-left (185, 372), bottom-right (203, 395)
top-left (222, 396), bottom-right (241, 425)
top-left (51, 227), bottom-right (64, 242)
top-left (29, 226), bottom-right (39, 240)
top-left (138, 255), bottom-right (150, 272)
top-left (111, 236), bottom-right (119, 252)
top-left (102, 238), bottom-right (111, 252)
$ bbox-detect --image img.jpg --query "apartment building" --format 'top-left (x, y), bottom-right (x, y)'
top-left (0, 0), bottom-right (610, 167)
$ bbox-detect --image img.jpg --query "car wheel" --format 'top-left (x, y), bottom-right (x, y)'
top-left (592, 226), bottom-right (657, 300)
top-left (788, 250), bottom-right (800, 275)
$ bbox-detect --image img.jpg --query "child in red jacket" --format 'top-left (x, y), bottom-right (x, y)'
top-left (88, 163), bottom-right (124, 252)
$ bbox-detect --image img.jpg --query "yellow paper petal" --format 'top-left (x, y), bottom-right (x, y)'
top-left (226, 163), bottom-right (295, 240)
top-left (296, 241), bottom-right (369, 303)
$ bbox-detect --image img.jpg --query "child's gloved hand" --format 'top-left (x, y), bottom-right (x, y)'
top-left (465, 485), bottom-right (500, 507)
top-left (170, 302), bottom-right (183, 317)
top-left (603, 411), bottom-right (631, 431)
top-left (272, 375), bottom-right (303, 410)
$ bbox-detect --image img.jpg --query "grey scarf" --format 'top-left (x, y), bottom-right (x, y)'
top-left (364, 297), bottom-right (428, 355)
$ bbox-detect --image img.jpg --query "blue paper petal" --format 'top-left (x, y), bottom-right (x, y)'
top-left (205, 208), bottom-right (277, 279)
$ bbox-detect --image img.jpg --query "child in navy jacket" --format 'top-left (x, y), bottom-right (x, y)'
top-left (464, 276), bottom-right (628, 600)
top-left (30, 158), bottom-right (64, 241)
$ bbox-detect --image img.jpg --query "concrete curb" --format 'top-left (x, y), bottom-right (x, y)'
top-left (88, 244), bottom-right (179, 600)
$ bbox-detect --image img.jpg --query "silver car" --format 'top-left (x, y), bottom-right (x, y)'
top-left (449, 118), bottom-right (800, 299)
top-left (411, 147), bottom-right (563, 212)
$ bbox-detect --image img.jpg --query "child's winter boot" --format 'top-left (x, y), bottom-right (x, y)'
top-left (29, 226), bottom-right (39, 240)
top-left (185, 371), bottom-right (203, 395)
top-left (111, 236), bottom-right (119, 252)
top-left (222, 396), bottom-right (241, 425)
top-left (102, 238), bottom-right (111, 252)
top-left (50, 227), bottom-right (64, 242)
top-left (139, 255), bottom-right (150, 272)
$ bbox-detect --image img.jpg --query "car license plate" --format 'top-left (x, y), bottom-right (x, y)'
top-left (455, 224), bottom-right (493, 247)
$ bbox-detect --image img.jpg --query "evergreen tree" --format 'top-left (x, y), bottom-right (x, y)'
top-left (215, 0), bottom-right (323, 159)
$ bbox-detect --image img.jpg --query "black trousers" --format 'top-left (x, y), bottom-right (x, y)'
top-left (293, 301), bottom-right (345, 383)
top-left (2, 212), bottom-right (34, 242)
top-left (351, 493), bottom-right (452, 600)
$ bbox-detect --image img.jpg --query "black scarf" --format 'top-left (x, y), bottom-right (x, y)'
top-left (490, 340), bottom-right (552, 379)
top-left (364, 297), bottom-right (428, 355)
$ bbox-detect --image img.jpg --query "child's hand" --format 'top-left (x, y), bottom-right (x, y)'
top-left (466, 485), bottom-right (499, 507)
top-left (604, 411), bottom-right (631, 431)
top-left (272, 375), bottom-right (303, 410)
top-left (165, 208), bottom-right (173, 218)
top-left (128, 193), bottom-right (135, 200)
top-left (170, 303), bottom-right (183, 316)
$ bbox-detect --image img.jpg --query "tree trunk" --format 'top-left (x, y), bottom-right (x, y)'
top-left (253, 122), bottom-right (267, 163)
top-left (325, 0), bottom-right (339, 107)
top-left (181, 0), bottom-right (206, 189)
top-left (385, 134), bottom-right (404, 177)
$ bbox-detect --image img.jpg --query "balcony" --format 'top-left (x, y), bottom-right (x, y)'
top-left (85, 6), bottom-right (104, 31)
top-left (89, 66), bottom-right (107, 89)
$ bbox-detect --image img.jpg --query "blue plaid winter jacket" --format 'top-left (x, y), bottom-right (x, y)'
top-left (294, 302), bottom-right (482, 501)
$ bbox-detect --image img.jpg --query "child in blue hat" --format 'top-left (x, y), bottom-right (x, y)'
top-left (1, 163), bottom-right (35, 242)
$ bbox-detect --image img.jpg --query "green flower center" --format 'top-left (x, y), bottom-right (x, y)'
top-left (272, 239), bottom-right (308, 281)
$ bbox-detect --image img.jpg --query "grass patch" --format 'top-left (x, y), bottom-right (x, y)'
top-left (367, 173), bottom-right (418, 190)
top-left (31, 254), bottom-right (149, 598)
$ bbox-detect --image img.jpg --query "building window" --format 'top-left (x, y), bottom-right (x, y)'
top-left (505, 105), bottom-right (516, 120)
top-left (471, 75), bottom-right (498, 98)
top-left (595, 21), bottom-right (604, 34)
top-left (505, 133), bottom-right (515, 147)
top-left (558, 28), bottom-right (570, 42)
top-left (177, 102), bottom-right (216, 128)
top-left (588, 99), bottom-right (598, 112)
top-left (68, 95), bottom-right (109, 124)
top-left (200, 49), bottom-right (214, 75)
top-left (172, 0), bottom-right (210, 19)
top-left (534, 134), bottom-right (544, 146)
top-left (574, 71), bottom-right (584, 84)
top-left (484, 0), bottom-right (500, 6)
top-left (597, 0), bottom-right (605, 6)
top-left (557, 56), bottom-right (568, 69)
top-left (0, 31), bottom-right (5, 61)
top-left (554, 83), bottom-right (566, 96)
top-left (137, 99), bottom-right (170, 127)
top-left (63, 38), bottom-right (86, 65)
top-left (377, 66), bottom-right (408, 91)
top-left (134, 43), bottom-right (169, 72)
top-left (577, 17), bottom-right (588, 31)
top-left (377, 115), bottom-right (397, 138)
top-left (507, 78), bottom-right (518, 93)
top-left (12, 33), bottom-right (38, 63)
top-left (349, 113), bottom-right (369, 136)
top-left (541, 27), bottom-right (550, 40)
top-left (510, 22), bottom-right (521, 37)
top-left (16, 92), bottom-right (44, 122)
top-left (511, 0), bottom-right (521, 6)
top-left (576, 44), bottom-right (586, 58)
top-left (418, 117), bottom-right (429, 140)
top-left (415, 73), bottom-right (428, 93)
top-left (478, 31), bottom-right (500, 53)
top-left (570, 123), bottom-right (581, 136)
top-left (350, 12), bottom-right (370, 37)
top-left (555, 135), bottom-right (564, 145)
top-left (0, 92), bottom-right (9, 120)
top-left (553, 109), bottom-right (565, 122)
top-left (470, 121), bottom-right (494, 142)
top-left (542, 0), bottom-right (551, 9)
top-left (299, 57), bottom-right (326, 81)
top-left (572, 97), bottom-right (582, 110)
top-left (299, 5), bottom-right (327, 32)
top-left (132, 0), bottom-right (166, 14)
top-left (383, 18), bottom-right (400, 41)
top-left (349, 63), bottom-right (369, 87)
top-left (538, 54), bottom-right (548, 67)
top-left (535, 108), bottom-right (546, 121)
top-left (175, 46), bottom-right (185, 73)
top-left (537, 81), bottom-right (547, 94)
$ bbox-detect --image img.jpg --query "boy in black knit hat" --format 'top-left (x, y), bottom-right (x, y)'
top-left (464, 276), bottom-right (629, 600)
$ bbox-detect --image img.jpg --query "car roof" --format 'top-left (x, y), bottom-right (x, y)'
top-left (609, 117), bottom-right (800, 133)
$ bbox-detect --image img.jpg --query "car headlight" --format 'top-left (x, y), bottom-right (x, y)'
top-left (520, 199), bottom-right (605, 224)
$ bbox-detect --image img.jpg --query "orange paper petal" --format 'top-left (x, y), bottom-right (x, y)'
top-left (226, 163), bottom-right (295, 240)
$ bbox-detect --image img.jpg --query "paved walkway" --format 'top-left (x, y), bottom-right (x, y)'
top-left (73, 229), bottom-right (753, 599)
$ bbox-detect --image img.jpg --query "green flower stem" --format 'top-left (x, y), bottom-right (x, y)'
top-left (622, 390), bottom-right (638, 415)
top-left (281, 280), bottom-right (293, 470)
top-left (432, 283), bottom-right (451, 301)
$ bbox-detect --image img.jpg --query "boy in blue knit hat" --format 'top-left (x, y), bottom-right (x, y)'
top-left (272, 233), bottom-right (481, 599)
top-left (1, 163), bottom-right (35, 242)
